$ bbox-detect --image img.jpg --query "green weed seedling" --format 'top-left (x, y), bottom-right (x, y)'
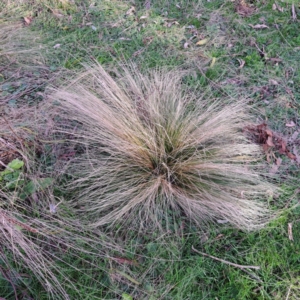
top-left (0, 158), bottom-right (53, 200)
top-left (0, 159), bottom-right (25, 190)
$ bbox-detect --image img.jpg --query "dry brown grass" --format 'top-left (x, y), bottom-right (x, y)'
top-left (0, 146), bottom-right (121, 299)
top-left (0, 85), bottom-right (118, 299)
top-left (0, 201), bottom-right (70, 299)
top-left (0, 22), bottom-right (45, 64)
top-left (47, 63), bottom-right (278, 232)
top-left (0, 188), bottom-right (121, 299)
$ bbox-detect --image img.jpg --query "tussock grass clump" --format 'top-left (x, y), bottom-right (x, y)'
top-left (51, 63), bottom-right (277, 232)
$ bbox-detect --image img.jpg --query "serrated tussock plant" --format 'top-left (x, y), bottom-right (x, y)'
top-left (51, 63), bottom-right (277, 232)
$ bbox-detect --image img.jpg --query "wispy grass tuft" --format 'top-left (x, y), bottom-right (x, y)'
top-left (50, 63), bottom-right (278, 232)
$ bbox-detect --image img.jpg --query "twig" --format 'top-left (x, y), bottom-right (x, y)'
top-left (285, 284), bottom-right (291, 300)
top-left (288, 223), bottom-right (294, 241)
top-left (241, 268), bottom-right (263, 283)
top-left (292, 3), bottom-right (297, 21)
top-left (252, 40), bottom-right (266, 57)
top-left (191, 246), bottom-right (260, 270)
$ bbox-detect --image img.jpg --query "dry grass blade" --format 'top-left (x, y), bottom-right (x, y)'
top-left (191, 246), bottom-right (260, 270)
top-left (49, 63), bottom-right (278, 232)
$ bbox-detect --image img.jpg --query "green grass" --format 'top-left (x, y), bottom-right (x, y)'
top-left (0, 0), bottom-right (299, 299)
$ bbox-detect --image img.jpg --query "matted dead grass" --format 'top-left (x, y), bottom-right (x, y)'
top-left (0, 22), bottom-right (123, 299)
top-left (0, 111), bottom-right (121, 298)
top-left (47, 63), bottom-right (279, 232)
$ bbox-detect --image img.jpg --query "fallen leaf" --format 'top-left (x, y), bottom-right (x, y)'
top-left (286, 121), bottom-right (296, 127)
top-left (244, 123), bottom-right (296, 161)
top-left (112, 257), bottom-right (138, 266)
top-left (267, 136), bottom-right (275, 147)
top-left (289, 131), bottom-right (299, 143)
top-left (165, 20), bottom-right (179, 27)
top-left (285, 87), bottom-right (293, 95)
top-left (126, 6), bottom-right (135, 16)
top-left (265, 129), bottom-right (273, 136)
top-left (238, 58), bottom-right (245, 68)
top-left (293, 146), bottom-right (300, 164)
top-left (287, 151), bottom-right (296, 160)
top-left (52, 9), bottom-right (64, 18)
top-left (259, 86), bottom-right (272, 100)
top-left (249, 24), bottom-right (269, 29)
top-left (272, 3), bottom-right (284, 12)
top-left (214, 234), bottom-right (224, 240)
top-left (210, 57), bottom-right (216, 67)
top-left (269, 79), bottom-right (279, 85)
top-left (24, 16), bottom-right (33, 25)
top-left (276, 157), bottom-right (282, 166)
top-left (236, 0), bottom-right (256, 17)
top-left (196, 38), bottom-right (209, 46)
top-left (142, 36), bottom-right (153, 45)
top-left (280, 140), bottom-right (287, 153)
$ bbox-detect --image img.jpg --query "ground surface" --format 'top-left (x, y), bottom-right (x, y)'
top-left (0, 0), bottom-right (300, 299)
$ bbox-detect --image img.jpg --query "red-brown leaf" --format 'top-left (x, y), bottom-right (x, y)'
top-left (112, 257), bottom-right (138, 266)
top-left (287, 152), bottom-right (296, 160)
top-left (265, 129), bottom-right (273, 136)
top-left (276, 157), bottom-right (282, 166)
top-left (266, 136), bottom-right (275, 147)
top-left (286, 121), bottom-right (296, 127)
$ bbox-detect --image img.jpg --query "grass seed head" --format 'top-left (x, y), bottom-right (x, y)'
top-left (51, 63), bottom-right (277, 232)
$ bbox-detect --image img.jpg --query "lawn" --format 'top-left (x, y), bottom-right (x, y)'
top-left (0, 0), bottom-right (299, 299)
